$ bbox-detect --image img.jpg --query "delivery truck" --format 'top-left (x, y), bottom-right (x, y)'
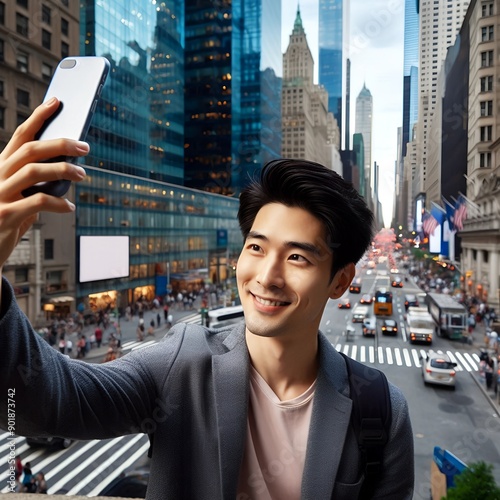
top-left (426, 292), bottom-right (467, 340)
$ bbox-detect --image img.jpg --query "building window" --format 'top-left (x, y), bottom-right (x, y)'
top-left (0, 2), bottom-right (5, 25)
top-left (42, 4), bottom-right (51, 24)
top-left (61, 41), bottom-right (69, 59)
top-left (41, 62), bottom-right (52, 82)
top-left (480, 125), bottom-right (492, 141)
top-left (61, 17), bottom-right (69, 36)
top-left (16, 52), bottom-right (29, 73)
top-left (480, 100), bottom-right (493, 116)
top-left (61, 0), bottom-right (68, 6)
top-left (17, 88), bottom-right (30, 107)
top-left (0, 80), bottom-right (3, 98)
top-left (42, 29), bottom-right (51, 50)
top-left (16, 113), bottom-right (29, 126)
top-left (0, 39), bottom-right (4, 62)
top-left (16, 13), bottom-right (29, 37)
top-left (44, 239), bottom-right (54, 260)
top-left (480, 75), bottom-right (493, 92)
top-left (481, 50), bottom-right (494, 67)
top-left (17, 0), bottom-right (28, 7)
top-left (481, 25), bottom-right (494, 41)
top-left (482, 3), bottom-right (494, 16)
top-left (0, 107), bottom-right (4, 129)
top-left (15, 268), bottom-right (29, 283)
top-left (480, 152), bottom-right (492, 168)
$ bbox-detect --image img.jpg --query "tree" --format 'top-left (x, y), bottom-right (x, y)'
top-left (444, 461), bottom-right (500, 500)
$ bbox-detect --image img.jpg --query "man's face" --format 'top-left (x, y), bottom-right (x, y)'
top-left (237, 203), bottom-right (349, 340)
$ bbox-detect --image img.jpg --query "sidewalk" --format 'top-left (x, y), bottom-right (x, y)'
top-left (69, 305), bottom-right (202, 364)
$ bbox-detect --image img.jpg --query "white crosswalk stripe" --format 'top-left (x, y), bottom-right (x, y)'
top-left (181, 313), bottom-right (202, 324)
top-left (330, 343), bottom-right (480, 372)
top-left (120, 336), bottom-right (479, 373)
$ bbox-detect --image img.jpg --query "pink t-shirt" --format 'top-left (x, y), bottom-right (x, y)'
top-left (237, 366), bottom-right (316, 500)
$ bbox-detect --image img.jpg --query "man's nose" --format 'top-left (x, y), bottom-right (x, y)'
top-left (256, 255), bottom-right (285, 289)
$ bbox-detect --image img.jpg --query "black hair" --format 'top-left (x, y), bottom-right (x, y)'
top-left (238, 159), bottom-right (374, 280)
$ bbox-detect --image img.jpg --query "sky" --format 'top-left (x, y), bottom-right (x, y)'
top-left (282, 0), bottom-right (405, 227)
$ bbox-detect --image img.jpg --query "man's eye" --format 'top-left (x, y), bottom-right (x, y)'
top-left (249, 244), bottom-right (261, 252)
top-left (289, 254), bottom-right (308, 262)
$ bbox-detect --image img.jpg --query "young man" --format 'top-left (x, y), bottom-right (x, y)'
top-left (0, 101), bottom-right (414, 499)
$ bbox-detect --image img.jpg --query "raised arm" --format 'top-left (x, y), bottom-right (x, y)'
top-left (0, 98), bottom-right (88, 303)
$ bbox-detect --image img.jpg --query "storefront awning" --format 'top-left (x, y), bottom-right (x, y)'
top-left (49, 296), bottom-right (75, 304)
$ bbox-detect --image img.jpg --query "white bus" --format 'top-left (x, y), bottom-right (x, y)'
top-left (207, 305), bottom-right (244, 328)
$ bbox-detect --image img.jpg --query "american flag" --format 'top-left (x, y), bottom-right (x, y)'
top-left (422, 211), bottom-right (439, 236)
top-left (454, 196), bottom-right (467, 231)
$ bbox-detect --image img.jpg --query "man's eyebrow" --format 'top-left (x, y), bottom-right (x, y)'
top-left (246, 231), bottom-right (323, 256)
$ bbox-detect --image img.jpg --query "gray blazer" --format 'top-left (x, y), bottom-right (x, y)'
top-left (0, 279), bottom-right (413, 499)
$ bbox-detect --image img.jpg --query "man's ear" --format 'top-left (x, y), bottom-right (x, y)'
top-left (329, 263), bottom-right (356, 299)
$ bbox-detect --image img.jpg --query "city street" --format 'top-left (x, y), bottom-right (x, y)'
top-left (2, 266), bottom-right (500, 497)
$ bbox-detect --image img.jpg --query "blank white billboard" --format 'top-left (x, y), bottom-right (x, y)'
top-left (79, 236), bottom-right (130, 283)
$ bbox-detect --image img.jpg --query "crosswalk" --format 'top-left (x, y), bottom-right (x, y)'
top-left (121, 312), bottom-right (202, 353)
top-left (0, 432), bottom-right (150, 495)
top-left (121, 317), bottom-right (481, 373)
top-left (334, 343), bottom-right (481, 372)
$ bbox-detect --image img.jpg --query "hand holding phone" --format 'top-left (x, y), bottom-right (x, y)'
top-left (22, 56), bottom-right (110, 197)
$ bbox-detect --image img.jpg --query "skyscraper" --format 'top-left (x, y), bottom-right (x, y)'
top-left (355, 83), bottom-right (373, 200)
top-left (81, 0), bottom-right (185, 185)
top-left (411, 0), bottom-right (469, 199)
top-left (184, 0), bottom-right (282, 196)
top-left (281, 6), bottom-right (337, 167)
top-left (319, 0), bottom-right (347, 145)
top-left (402, 0), bottom-right (419, 157)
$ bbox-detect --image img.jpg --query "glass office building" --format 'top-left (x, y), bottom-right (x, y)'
top-left (402, 0), bottom-right (419, 157)
top-left (184, 0), bottom-right (282, 196)
top-left (81, 0), bottom-right (185, 183)
top-left (76, 166), bottom-right (241, 307)
top-left (319, 0), bottom-right (344, 141)
top-left (77, 1), bottom-right (242, 308)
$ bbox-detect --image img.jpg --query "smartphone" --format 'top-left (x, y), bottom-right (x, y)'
top-left (22, 56), bottom-right (110, 197)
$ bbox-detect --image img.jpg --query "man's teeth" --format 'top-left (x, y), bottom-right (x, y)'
top-left (255, 296), bottom-right (287, 306)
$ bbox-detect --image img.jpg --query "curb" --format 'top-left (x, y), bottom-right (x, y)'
top-left (469, 371), bottom-right (499, 416)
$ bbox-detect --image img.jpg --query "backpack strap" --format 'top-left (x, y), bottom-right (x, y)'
top-left (339, 352), bottom-right (392, 499)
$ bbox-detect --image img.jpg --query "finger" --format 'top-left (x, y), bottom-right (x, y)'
top-left (0, 141), bottom-right (89, 182)
top-left (0, 97), bottom-right (62, 159)
top-left (0, 162), bottom-right (86, 201)
top-left (0, 194), bottom-right (76, 230)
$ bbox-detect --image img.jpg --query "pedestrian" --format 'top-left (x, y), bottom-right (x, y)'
top-left (21, 462), bottom-right (34, 493)
top-left (36, 471), bottom-right (48, 494)
top-left (103, 348), bottom-right (117, 363)
top-left (95, 325), bottom-right (103, 348)
top-left (163, 303), bottom-right (169, 321)
top-left (148, 319), bottom-right (155, 336)
top-left (467, 313), bottom-right (476, 334)
top-left (58, 335), bottom-right (66, 354)
top-left (77, 335), bottom-right (86, 358)
top-left (157, 312), bottom-right (161, 328)
top-left (0, 107), bottom-right (413, 500)
top-left (167, 313), bottom-right (173, 329)
top-left (14, 457), bottom-right (23, 488)
top-left (137, 323), bottom-right (145, 341)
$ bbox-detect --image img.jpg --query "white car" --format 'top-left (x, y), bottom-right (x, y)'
top-left (362, 317), bottom-right (377, 336)
top-left (421, 351), bottom-right (457, 388)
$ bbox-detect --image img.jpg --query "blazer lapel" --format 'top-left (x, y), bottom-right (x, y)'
top-left (301, 334), bottom-right (353, 499)
top-left (212, 324), bottom-right (250, 499)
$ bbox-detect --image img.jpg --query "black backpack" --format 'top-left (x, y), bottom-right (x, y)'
top-left (339, 352), bottom-right (392, 499)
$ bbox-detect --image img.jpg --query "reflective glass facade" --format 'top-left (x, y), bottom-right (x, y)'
top-left (402, 0), bottom-right (419, 157)
top-left (77, 0), bottom-right (243, 304)
top-left (76, 166), bottom-right (241, 300)
top-left (184, 0), bottom-right (281, 196)
top-left (319, 0), bottom-right (343, 138)
top-left (81, 0), bottom-right (185, 184)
